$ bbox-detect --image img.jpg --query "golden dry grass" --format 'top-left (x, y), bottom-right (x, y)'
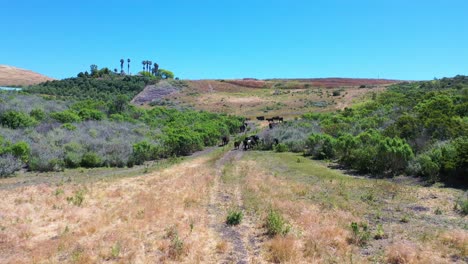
top-left (0, 155), bottom-right (218, 263)
top-left (0, 64), bottom-right (53, 86)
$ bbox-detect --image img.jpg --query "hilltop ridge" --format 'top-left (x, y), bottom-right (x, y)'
top-left (0, 65), bottom-right (53, 86)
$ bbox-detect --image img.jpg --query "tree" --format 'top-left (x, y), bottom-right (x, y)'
top-left (120, 59), bottom-right (124, 73)
top-left (153, 63), bottom-right (159, 76)
top-left (90, 64), bottom-right (98, 76)
top-left (127, 58), bottom-right (131, 74)
top-left (157, 69), bottom-right (174, 79)
top-left (148, 61), bottom-right (152, 73)
top-left (142, 60), bottom-right (146, 72)
top-left (114, 68), bottom-right (118, 74)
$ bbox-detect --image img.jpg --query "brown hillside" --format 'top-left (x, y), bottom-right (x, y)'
top-left (0, 65), bottom-right (54, 86)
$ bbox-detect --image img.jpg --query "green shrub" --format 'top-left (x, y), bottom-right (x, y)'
top-left (265, 209), bottom-right (290, 237)
top-left (80, 152), bottom-right (102, 168)
top-left (8, 141), bottom-right (30, 163)
top-left (274, 143), bottom-right (288, 153)
top-left (226, 209), bottom-right (243, 225)
top-left (29, 108), bottom-right (46, 121)
top-left (51, 110), bottom-right (82, 123)
top-left (0, 110), bottom-right (36, 129)
top-left (61, 123), bottom-right (77, 131)
top-left (77, 108), bottom-right (104, 121)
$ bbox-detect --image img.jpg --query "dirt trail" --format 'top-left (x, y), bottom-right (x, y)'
top-left (208, 149), bottom-right (260, 264)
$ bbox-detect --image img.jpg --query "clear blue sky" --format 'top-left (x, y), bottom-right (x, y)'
top-left (1, 0), bottom-right (467, 80)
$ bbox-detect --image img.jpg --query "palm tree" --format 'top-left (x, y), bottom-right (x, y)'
top-left (148, 61), bottom-right (152, 74)
top-left (142, 60), bottom-right (146, 72)
top-left (120, 59), bottom-right (124, 73)
top-left (153, 63), bottom-right (159, 76)
top-left (114, 68), bottom-right (118, 74)
top-left (127, 58), bottom-right (131, 75)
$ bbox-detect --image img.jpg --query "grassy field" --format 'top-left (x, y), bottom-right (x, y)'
top-left (0, 148), bottom-right (465, 263)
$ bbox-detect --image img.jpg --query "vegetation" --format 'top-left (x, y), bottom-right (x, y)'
top-left (226, 209), bottom-right (243, 225)
top-left (0, 86), bottom-right (242, 177)
top-left (266, 76), bottom-right (467, 185)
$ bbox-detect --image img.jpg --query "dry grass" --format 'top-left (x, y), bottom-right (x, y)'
top-left (0, 64), bottom-right (53, 86)
top-left (268, 235), bottom-right (298, 263)
top-left (0, 155), bottom-right (217, 263)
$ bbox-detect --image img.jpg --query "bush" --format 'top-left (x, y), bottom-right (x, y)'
top-left (274, 143), bottom-right (288, 152)
top-left (226, 209), bottom-right (243, 225)
top-left (81, 152), bottom-right (102, 168)
top-left (29, 108), bottom-right (46, 121)
top-left (8, 141), bottom-right (30, 163)
top-left (0, 154), bottom-right (22, 177)
top-left (51, 110), bottom-right (82, 123)
top-left (265, 209), bottom-right (291, 237)
top-left (0, 110), bottom-right (36, 129)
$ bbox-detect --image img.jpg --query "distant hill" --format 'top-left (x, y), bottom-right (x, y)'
top-left (0, 65), bottom-right (53, 86)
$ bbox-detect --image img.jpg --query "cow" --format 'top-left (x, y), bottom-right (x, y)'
top-left (266, 118), bottom-right (274, 123)
top-left (256, 116), bottom-right (265, 121)
top-left (234, 141), bottom-right (241, 149)
top-left (240, 124), bottom-right (246, 133)
top-left (273, 138), bottom-right (279, 145)
top-left (242, 138), bottom-right (250, 150)
top-left (278, 117), bottom-right (284, 123)
top-left (221, 136), bottom-right (229, 146)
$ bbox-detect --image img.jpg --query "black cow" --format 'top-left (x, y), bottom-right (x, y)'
top-left (240, 124), bottom-right (246, 133)
top-left (273, 138), bottom-right (279, 145)
top-left (234, 141), bottom-right (241, 149)
top-left (278, 117), bottom-right (284, 123)
top-left (256, 116), bottom-right (265, 121)
top-left (266, 118), bottom-right (274, 123)
top-left (221, 136), bottom-right (229, 146)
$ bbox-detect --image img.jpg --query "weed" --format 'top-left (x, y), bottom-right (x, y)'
top-left (110, 242), bottom-right (121, 259)
top-left (350, 222), bottom-right (371, 246)
top-left (66, 189), bottom-right (85, 206)
top-left (434, 207), bottom-right (443, 215)
top-left (265, 209), bottom-right (291, 237)
top-left (400, 215), bottom-right (410, 223)
top-left (274, 143), bottom-right (288, 153)
top-left (226, 208), bottom-right (243, 226)
top-left (374, 224), bottom-right (386, 240)
top-left (54, 188), bottom-right (64, 196)
top-left (168, 234), bottom-right (185, 260)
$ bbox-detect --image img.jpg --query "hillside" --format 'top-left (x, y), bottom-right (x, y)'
top-left (132, 78), bottom-right (401, 118)
top-left (0, 65), bottom-right (53, 86)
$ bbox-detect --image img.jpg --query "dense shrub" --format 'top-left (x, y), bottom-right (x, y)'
top-left (265, 209), bottom-right (291, 237)
top-left (0, 110), bottom-right (36, 129)
top-left (81, 152), bottom-right (102, 168)
top-left (50, 110), bottom-right (82, 123)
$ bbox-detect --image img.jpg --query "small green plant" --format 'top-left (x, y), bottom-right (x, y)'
top-left (169, 234), bottom-right (185, 260)
top-left (374, 224), bottom-right (385, 240)
top-left (434, 207), bottom-right (443, 215)
top-left (350, 222), bottom-right (371, 246)
top-left (54, 188), bottom-right (64, 196)
top-left (400, 215), bottom-right (410, 223)
top-left (110, 242), bottom-right (121, 259)
top-left (226, 209), bottom-right (243, 226)
top-left (66, 189), bottom-right (85, 206)
top-left (265, 209), bottom-right (291, 236)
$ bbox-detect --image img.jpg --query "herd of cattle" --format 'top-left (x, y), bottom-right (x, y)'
top-left (220, 116), bottom-right (283, 150)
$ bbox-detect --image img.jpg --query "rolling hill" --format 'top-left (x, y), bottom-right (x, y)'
top-left (0, 65), bottom-right (53, 86)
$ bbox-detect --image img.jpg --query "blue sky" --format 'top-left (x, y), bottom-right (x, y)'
top-left (1, 0), bottom-right (467, 80)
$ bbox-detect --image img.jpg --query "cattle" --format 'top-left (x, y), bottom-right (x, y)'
top-left (234, 141), bottom-right (241, 149)
top-left (242, 138), bottom-right (250, 150)
top-left (240, 124), bottom-right (246, 133)
top-left (256, 116), bottom-right (265, 121)
top-left (266, 118), bottom-right (274, 123)
top-left (273, 138), bottom-right (279, 145)
top-left (278, 117), bottom-right (284, 123)
top-left (269, 123), bottom-right (273, 129)
top-left (221, 136), bottom-right (229, 146)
